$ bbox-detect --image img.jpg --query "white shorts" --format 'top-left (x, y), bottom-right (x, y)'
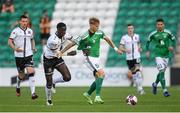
top-left (84, 56), bottom-right (102, 71)
top-left (155, 57), bottom-right (169, 71)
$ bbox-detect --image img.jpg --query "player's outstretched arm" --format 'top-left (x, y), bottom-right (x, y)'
top-left (56, 42), bottom-right (76, 58)
top-left (61, 41), bottom-right (76, 54)
top-left (104, 36), bottom-right (122, 54)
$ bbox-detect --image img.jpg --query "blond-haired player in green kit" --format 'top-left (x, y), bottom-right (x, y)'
top-left (56, 17), bottom-right (122, 104)
top-left (146, 18), bottom-right (176, 97)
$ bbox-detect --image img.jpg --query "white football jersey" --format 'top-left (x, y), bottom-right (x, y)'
top-left (44, 32), bottom-right (73, 59)
top-left (120, 34), bottom-right (141, 60)
top-left (9, 27), bottom-right (34, 57)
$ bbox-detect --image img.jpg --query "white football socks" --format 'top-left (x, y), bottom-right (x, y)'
top-left (29, 76), bottom-right (35, 94)
top-left (16, 76), bottom-right (21, 88)
top-left (45, 86), bottom-right (52, 100)
top-left (133, 71), bottom-right (143, 92)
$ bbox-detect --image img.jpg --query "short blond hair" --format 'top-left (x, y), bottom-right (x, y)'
top-left (89, 17), bottom-right (100, 24)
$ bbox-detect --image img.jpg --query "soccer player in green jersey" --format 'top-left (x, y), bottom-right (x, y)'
top-left (56, 17), bottom-right (122, 104)
top-left (146, 18), bottom-right (176, 97)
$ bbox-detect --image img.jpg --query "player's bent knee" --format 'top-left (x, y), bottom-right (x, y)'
top-left (130, 67), bottom-right (136, 73)
top-left (63, 75), bottom-right (71, 82)
top-left (135, 68), bottom-right (140, 72)
top-left (97, 69), bottom-right (105, 77)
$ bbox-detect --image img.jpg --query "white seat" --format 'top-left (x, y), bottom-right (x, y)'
top-left (97, 2), bottom-right (108, 10)
top-left (94, 10), bottom-right (106, 17)
top-left (66, 2), bottom-right (76, 10)
top-left (64, 10), bottom-right (74, 18)
top-left (87, 2), bottom-right (97, 10)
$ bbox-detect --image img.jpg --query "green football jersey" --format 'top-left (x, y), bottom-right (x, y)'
top-left (146, 29), bottom-right (176, 58)
top-left (74, 30), bottom-right (105, 57)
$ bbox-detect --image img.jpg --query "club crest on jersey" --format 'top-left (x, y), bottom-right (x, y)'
top-left (95, 64), bottom-right (99, 68)
top-left (28, 31), bottom-right (31, 34)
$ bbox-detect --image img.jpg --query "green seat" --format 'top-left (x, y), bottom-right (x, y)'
top-left (106, 0), bottom-right (179, 67)
top-left (0, 0), bottom-right (56, 67)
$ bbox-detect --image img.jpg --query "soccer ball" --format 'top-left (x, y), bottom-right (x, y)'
top-left (126, 95), bottom-right (137, 105)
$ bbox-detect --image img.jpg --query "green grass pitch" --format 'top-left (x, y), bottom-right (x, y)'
top-left (0, 86), bottom-right (180, 112)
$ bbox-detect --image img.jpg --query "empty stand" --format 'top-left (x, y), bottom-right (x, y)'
top-left (106, 0), bottom-right (180, 67)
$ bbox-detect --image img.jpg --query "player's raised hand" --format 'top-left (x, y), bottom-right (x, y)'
top-left (117, 49), bottom-right (123, 54)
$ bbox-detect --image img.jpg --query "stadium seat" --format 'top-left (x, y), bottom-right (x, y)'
top-left (106, 0), bottom-right (180, 67)
top-left (0, 0), bottom-right (56, 67)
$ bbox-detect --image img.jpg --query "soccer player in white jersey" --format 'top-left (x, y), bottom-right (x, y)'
top-left (43, 22), bottom-right (76, 106)
top-left (118, 24), bottom-right (145, 95)
top-left (8, 15), bottom-right (38, 99)
top-left (56, 17), bottom-right (122, 104)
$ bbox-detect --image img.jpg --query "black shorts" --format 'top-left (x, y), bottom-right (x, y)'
top-left (15, 55), bottom-right (34, 72)
top-left (126, 58), bottom-right (140, 70)
top-left (40, 33), bottom-right (50, 40)
top-left (43, 56), bottom-right (64, 76)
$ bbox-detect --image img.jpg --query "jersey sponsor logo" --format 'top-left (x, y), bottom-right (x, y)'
top-left (162, 34), bottom-right (168, 38)
top-left (160, 40), bottom-right (165, 45)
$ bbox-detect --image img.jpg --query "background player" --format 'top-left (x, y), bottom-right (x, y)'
top-left (8, 15), bottom-right (38, 99)
top-left (118, 24), bottom-right (145, 95)
top-left (146, 18), bottom-right (176, 97)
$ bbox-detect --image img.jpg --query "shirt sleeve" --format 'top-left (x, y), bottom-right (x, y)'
top-left (47, 37), bottom-right (59, 50)
top-left (31, 29), bottom-right (34, 39)
top-left (99, 30), bottom-right (105, 39)
top-left (64, 33), bottom-right (73, 40)
top-left (137, 34), bottom-right (141, 43)
top-left (120, 36), bottom-right (125, 45)
top-left (169, 31), bottom-right (176, 47)
top-left (72, 36), bottom-right (82, 45)
top-left (9, 29), bottom-right (17, 39)
top-left (169, 32), bottom-right (175, 40)
top-left (146, 33), bottom-right (153, 51)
